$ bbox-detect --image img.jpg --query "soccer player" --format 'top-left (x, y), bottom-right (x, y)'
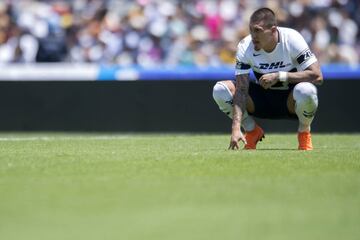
top-left (212, 7), bottom-right (323, 150)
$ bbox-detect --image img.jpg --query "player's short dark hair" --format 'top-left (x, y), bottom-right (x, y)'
top-left (250, 8), bottom-right (277, 28)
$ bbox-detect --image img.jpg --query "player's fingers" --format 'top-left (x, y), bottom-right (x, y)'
top-left (262, 82), bottom-right (269, 89)
top-left (233, 143), bottom-right (239, 150)
top-left (260, 77), bottom-right (270, 88)
top-left (228, 141), bottom-right (239, 150)
top-left (228, 143), bottom-right (235, 150)
top-left (259, 78), bottom-right (266, 88)
top-left (259, 76), bottom-right (264, 85)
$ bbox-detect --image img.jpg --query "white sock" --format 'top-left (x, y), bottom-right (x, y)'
top-left (293, 82), bottom-right (318, 132)
top-left (241, 111), bottom-right (256, 132)
top-left (213, 82), bottom-right (255, 132)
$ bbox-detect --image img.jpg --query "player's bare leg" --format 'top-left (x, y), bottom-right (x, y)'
top-left (288, 82), bottom-right (318, 150)
top-left (213, 80), bottom-right (264, 149)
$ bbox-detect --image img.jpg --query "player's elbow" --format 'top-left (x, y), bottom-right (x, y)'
top-left (313, 72), bottom-right (323, 86)
top-left (311, 69), bottom-right (323, 86)
top-left (306, 62), bottom-right (323, 85)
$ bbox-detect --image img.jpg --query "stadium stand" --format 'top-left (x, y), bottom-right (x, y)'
top-left (0, 0), bottom-right (358, 66)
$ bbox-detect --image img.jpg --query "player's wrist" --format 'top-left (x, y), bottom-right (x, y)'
top-left (231, 121), bottom-right (241, 130)
top-left (278, 71), bottom-right (288, 83)
top-left (231, 119), bottom-right (241, 130)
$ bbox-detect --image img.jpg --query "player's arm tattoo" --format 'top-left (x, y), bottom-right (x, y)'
top-left (232, 74), bottom-right (249, 128)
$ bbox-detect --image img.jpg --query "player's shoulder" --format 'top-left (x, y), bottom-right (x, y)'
top-left (278, 26), bottom-right (301, 34)
top-left (278, 27), bottom-right (303, 41)
top-left (236, 35), bottom-right (253, 58)
top-left (237, 35), bottom-right (252, 50)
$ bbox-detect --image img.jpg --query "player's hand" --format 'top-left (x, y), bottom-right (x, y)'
top-left (259, 73), bottom-right (278, 89)
top-left (228, 129), bottom-right (247, 150)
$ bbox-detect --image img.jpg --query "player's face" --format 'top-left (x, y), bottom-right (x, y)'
top-left (249, 21), bottom-right (274, 51)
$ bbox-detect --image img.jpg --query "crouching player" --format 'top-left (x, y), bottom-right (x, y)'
top-left (213, 8), bottom-right (323, 150)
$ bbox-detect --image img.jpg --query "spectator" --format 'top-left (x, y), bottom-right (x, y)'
top-left (0, 0), bottom-right (358, 66)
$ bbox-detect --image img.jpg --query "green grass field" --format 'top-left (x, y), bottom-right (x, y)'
top-left (0, 133), bottom-right (359, 240)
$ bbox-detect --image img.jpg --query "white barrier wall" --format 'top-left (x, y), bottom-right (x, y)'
top-left (0, 64), bottom-right (98, 81)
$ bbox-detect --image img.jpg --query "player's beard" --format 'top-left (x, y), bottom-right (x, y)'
top-left (252, 39), bottom-right (261, 51)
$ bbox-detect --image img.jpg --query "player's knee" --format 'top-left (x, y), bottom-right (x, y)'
top-left (293, 82), bottom-right (318, 122)
top-left (213, 82), bottom-right (233, 103)
top-left (213, 81), bottom-right (234, 117)
top-left (293, 82), bottom-right (318, 103)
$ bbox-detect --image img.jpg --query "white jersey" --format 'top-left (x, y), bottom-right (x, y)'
top-left (235, 27), bottom-right (317, 90)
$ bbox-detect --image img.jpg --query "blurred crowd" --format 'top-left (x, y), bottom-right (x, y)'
top-left (0, 0), bottom-right (359, 66)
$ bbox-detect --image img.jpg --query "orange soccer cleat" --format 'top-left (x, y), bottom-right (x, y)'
top-left (244, 124), bottom-right (265, 150)
top-left (298, 131), bottom-right (313, 150)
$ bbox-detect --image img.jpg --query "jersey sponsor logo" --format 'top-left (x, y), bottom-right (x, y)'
top-left (258, 61), bottom-right (288, 70)
top-left (253, 53), bottom-right (261, 57)
top-left (297, 49), bottom-right (313, 65)
top-left (236, 60), bottom-right (251, 70)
